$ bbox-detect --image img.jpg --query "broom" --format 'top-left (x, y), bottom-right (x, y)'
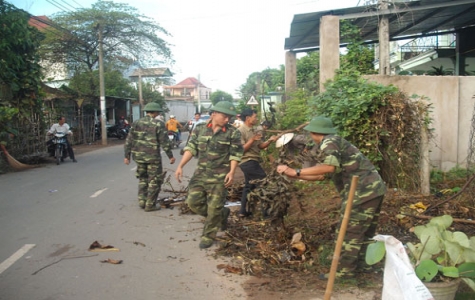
top-left (0, 144), bottom-right (35, 170)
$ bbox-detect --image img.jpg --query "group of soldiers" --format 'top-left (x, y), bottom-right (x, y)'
top-left (124, 101), bottom-right (386, 280)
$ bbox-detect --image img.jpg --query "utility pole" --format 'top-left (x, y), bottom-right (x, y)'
top-left (378, 0), bottom-right (390, 75)
top-left (197, 74), bottom-right (201, 113)
top-left (98, 24), bottom-right (107, 145)
top-left (138, 67), bottom-right (144, 114)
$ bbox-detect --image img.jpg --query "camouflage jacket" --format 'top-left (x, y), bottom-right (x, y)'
top-left (320, 135), bottom-right (386, 203)
top-left (124, 115), bottom-right (173, 163)
top-left (184, 122), bottom-right (243, 183)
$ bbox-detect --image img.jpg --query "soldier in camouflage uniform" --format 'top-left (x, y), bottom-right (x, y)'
top-left (175, 101), bottom-right (243, 249)
top-left (277, 116), bottom-right (386, 279)
top-left (124, 103), bottom-right (176, 212)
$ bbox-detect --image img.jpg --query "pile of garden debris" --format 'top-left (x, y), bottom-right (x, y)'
top-left (210, 173), bottom-right (475, 294)
top-left (174, 139), bottom-right (475, 294)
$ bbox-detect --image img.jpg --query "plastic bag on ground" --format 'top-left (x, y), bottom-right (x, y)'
top-left (373, 235), bottom-right (433, 300)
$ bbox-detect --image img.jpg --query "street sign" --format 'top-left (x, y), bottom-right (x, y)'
top-left (247, 95), bottom-right (259, 105)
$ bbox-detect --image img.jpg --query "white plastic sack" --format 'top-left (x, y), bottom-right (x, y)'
top-left (373, 235), bottom-right (434, 300)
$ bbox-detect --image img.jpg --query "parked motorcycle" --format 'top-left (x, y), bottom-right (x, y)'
top-left (51, 132), bottom-right (69, 165)
top-left (94, 123), bottom-right (102, 139)
top-left (168, 131), bottom-right (180, 148)
top-left (107, 124), bottom-right (129, 140)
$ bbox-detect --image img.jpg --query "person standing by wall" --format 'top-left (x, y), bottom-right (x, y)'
top-left (175, 101), bottom-right (243, 249)
top-left (238, 109), bottom-right (278, 217)
top-left (124, 103), bottom-right (175, 212)
top-left (277, 116), bottom-right (386, 279)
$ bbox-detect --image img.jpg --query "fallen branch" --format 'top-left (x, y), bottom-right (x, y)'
top-left (403, 214), bottom-right (475, 225)
top-left (267, 121), bottom-right (310, 135)
top-left (32, 254), bottom-right (99, 275)
top-left (240, 219), bottom-right (272, 226)
top-left (424, 173), bottom-right (475, 213)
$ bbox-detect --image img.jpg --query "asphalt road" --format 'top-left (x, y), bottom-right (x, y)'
top-left (0, 137), bottom-right (247, 300)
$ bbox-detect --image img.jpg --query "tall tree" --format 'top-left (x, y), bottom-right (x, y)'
top-left (69, 69), bottom-right (137, 99)
top-left (0, 1), bottom-right (44, 143)
top-left (296, 51), bottom-right (320, 94)
top-left (260, 67), bottom-right (285, 92)
top-left (238, 68), bottom-right (284, 101)
top-left (239, 72), bottom-right (261, 101)
top-left (0, 1), bottom-right (43, 107)
top-left (210, 90), bottom-right (233, 105)
top-left (40, 1), bottom-right (173, 93)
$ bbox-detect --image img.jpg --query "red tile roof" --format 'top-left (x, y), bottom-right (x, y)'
top-left (169, 77), bottom-right (207, 88)
top-left (28, 16), bottom-right (51, 31)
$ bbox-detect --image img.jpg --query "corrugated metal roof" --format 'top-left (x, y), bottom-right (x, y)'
top-left (129, 67), bottom-right (172, 78)
top-left (285, 0), bottom-right (475, 52)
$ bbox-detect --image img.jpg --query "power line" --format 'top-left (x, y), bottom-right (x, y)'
top-left (58, 0), bottom-right (79, 11)
top-left (70, 0), bottom-right (83, 8)
top-left (46, 0), bottom-right (72, 12)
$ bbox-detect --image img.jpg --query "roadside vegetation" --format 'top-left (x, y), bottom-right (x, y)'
top-left (220, 19), bottom-right (475, 299)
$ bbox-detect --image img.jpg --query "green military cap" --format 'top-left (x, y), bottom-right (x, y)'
top-left (210, 101), bottom-right (237, 116)
top-left (144, 102), bottom-right (163, 112)
top-left (304, 116), bottom-right (337, 134)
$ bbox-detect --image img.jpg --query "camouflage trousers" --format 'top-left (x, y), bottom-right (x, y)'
top-left (135, 162), bottom-right (164, 207)
top-left (335, 195), bottom-right (384, 276)
top-left (185, 177), bottom-right (227, 240)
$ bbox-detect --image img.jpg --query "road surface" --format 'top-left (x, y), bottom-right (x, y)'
top-left (0, 139), bottom-right (247, 300)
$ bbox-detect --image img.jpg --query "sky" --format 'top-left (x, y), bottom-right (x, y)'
top-left (9, 0), bottom-right (361, 97)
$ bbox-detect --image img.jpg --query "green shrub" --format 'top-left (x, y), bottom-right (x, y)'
top-left (308, 70), bottom-right (432, 190)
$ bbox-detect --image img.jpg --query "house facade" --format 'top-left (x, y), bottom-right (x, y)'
top-left (163, 77), bottom-right (212, 122)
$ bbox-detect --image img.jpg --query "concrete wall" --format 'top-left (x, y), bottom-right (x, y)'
top-left (365, 75), bottom-right (475, 171)
top-left (319, 16), bottom-right (340, 92)
top-left (164, 100), bottom-right (196, 124)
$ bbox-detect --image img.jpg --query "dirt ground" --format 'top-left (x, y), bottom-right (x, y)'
top-left (216, 166), bottom-right (475, 299)
top-left (70, 139), bottom-right (475, 299)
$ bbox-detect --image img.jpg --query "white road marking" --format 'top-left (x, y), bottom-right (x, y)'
top-left (0, 244), bottom-right (36, 274)
top-left (90, 188), bottom-right (108, 198)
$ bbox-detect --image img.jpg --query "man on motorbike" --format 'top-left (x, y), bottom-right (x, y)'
top-left (47, 116), bottom-right (77, 163)
top-left (165, 115), bottom-right (183, 142)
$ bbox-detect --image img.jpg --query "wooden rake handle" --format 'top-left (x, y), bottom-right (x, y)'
top-left (324, 175), bottom-right (359, 300)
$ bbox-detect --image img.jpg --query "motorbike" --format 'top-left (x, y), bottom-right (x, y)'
top-left (51, 132), bottom-right (69, 165)
top-left (168, 131), bottom-right (180, 148)
top-left (94, 123), bottom-right (102, 139)
top-left (107, 124), bottom-right (129, 140)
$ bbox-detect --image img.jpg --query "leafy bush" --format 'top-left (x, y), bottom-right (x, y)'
top-left (275, 89), bottom-right (311, 130)
top-left (430, 166), bottom-right (472, 184)
top-left (308, 70), bottom-right (432, 190)
top-left (366, 216), bottom-right (475, 291)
